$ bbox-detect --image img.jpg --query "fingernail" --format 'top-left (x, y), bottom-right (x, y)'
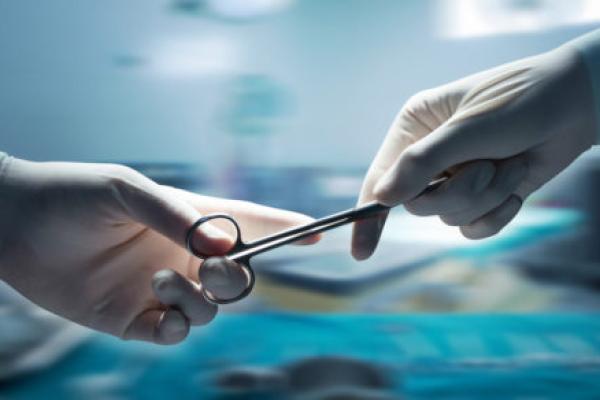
top-left (352, 233), bottom-right (374, 260)
top-left (472, 162), bottom-right (495, 193)
top-left (202, 223), bottom-right (232, 242)
top-left (352, 247), bottom-right (371, 261)
top-left (200, 257), bottom-right (248, 300)
top-left (193, 224), bottom-right (233, 255)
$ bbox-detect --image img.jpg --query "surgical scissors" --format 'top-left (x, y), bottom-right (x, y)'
top-left (186, 179), bottom-right (445, 304)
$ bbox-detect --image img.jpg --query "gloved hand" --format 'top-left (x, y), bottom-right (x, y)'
top-left (0, 159), bottom-right (319, 344)
top-left (353, 42), bottom-right (597, 260)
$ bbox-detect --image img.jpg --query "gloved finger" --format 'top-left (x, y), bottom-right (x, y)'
top-left (351, 162), bottom-right (392, 260)
top-left (438, 156), bottom-right (527, 227)
top-left (123, 308), bottom-right (189, 345)
top-left (372, 111), bottom-right (541, 207)
top-left (199, 257), bottom-right (250, 302)
top-left (163, 187), bottom-right (321, 245)
top-left (351, 211), bottom-right (388, 261)
top-left (152, 269), bottom-right (218, 326)
top-left (404, 160), bottom-right (496, 216)
top-left (460, 194), bottom-right (523, 239)
top-left (106, 166), bottom-right (234, 255)
top-left (351, 90), bottom-right (449, 260)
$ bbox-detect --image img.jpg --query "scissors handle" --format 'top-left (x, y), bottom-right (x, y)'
top-left (186, 214), bottom-right (245, 259)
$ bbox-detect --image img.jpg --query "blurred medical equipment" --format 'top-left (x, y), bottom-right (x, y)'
top-left (216, 356), bottom-right (392, 399)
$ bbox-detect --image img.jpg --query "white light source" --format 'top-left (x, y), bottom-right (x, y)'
top-left (437, 0), bottom-right (600, 39)
top-left (152, 36), bottom-right (239, 78)
top-left (206, 0), bottom-right (294, 20)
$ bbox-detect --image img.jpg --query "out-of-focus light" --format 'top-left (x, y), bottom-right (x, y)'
top-left (384, 206), bottom-right (581, 248)
top-left (318, 175), bottom-right (363, 198)
top-left (171, 0), bottom-right (294, 20)
top-left (152, 37), bottom-right (239, 78)
top-left (206, 0), bottom-right (294, 20)
top-left (437, 0), bottom-right (600, 39)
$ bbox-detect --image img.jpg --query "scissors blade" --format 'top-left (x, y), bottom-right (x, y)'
top-left (229, 201), bottom-right (388, 261)
top-left (228, 177), bottom-right (446, 262)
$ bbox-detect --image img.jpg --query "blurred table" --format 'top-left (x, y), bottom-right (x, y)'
top-left (3, 313), bottom-right (600, 399)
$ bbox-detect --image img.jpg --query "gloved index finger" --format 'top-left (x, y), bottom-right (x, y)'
top-left (164, 187), bottom-right (321, 245)
top-left (109, 168), bottom-right (234, 255)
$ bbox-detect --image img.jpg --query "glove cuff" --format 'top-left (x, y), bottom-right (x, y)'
top-left (567, 29), bottom-right (600, 145)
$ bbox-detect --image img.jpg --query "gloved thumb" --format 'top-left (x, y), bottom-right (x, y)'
top-left (109, 167), bottom-right (234, 255)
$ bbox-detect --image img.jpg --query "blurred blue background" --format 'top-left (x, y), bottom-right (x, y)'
top-left (2, 0), bottom-right (600, 398)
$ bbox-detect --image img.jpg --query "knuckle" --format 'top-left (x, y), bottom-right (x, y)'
top-left (402, 147), bottom-right (427, 169)
top-left (104, 164), bottom-right (137, 180)
top-left (103, 165), bottom-right (137, 189)
top-left (406, 89), bottom-right (435, 110)
top-left (100, 164), bottom-right (148, 201)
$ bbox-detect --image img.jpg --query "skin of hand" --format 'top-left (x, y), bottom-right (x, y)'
top-left (352, 43), bottom-right (597, 260)
top-left (0, 159), bottom-right (319, 344)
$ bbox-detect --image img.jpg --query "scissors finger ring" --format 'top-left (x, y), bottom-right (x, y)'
top-left (185, 214), bottom-right (255, 305)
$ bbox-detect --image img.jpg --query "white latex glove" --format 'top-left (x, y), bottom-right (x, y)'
top-left (353, 43), bottom-right (597, 260)
top-left (0, 159), bottom-right (319, 344)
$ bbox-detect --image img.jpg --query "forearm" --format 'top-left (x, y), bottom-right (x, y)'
top-left (566, 29), bottom-right (600, 145)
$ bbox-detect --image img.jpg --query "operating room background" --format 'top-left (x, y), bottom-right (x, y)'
top-left (3, 1), bottom-right (600, 398)
top-left (0, 0), bottom-right (597, 167)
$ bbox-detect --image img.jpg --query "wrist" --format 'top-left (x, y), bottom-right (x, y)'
top-left (564, 30), bottom-right (600, 145)
top-left (547, 43), bottom-right (598, 150)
